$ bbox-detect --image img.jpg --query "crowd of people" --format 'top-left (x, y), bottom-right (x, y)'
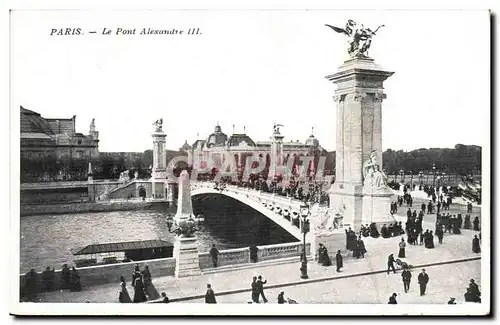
top-left (22, 263), bottom-right (81, 301)
top-left (119, 264), bottom-right (161, 303)
top-left (213, 176), bottom-right (331, 205)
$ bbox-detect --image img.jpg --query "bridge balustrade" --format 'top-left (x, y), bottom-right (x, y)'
top-left (257, 242), bottom-right (311, 262)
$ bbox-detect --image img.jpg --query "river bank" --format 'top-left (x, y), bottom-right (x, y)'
top-left (20, 200), bottom-right (172, 217)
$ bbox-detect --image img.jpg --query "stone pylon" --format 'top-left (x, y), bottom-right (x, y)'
top-left (151, 124), bottom-right (167, 199)
top-left (269, 128), bottom-right (285, 180)
top-left (327, 57), bottom-right (396, 230)
top-left (175, 170), bottom-right (194, 221)
top-left (173, 170), bottom-right (201, 278)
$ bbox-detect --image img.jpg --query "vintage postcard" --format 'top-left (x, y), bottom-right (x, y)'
top-left (9, 7), bottom-right (490, 316)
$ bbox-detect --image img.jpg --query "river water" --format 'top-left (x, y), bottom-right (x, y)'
top-left (20, 195), bottom-right (297, 273)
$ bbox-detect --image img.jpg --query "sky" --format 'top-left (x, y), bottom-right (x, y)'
top-left (10, 9), bottom-right (490, 153)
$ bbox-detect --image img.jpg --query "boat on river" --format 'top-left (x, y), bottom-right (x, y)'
top-left (71, 239), bottom-right (174, 267)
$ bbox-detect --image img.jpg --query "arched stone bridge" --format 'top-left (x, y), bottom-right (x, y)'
top-left (190, 182), bottom-right (318, 241)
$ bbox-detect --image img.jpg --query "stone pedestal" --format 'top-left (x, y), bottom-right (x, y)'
top-left (361, 188), bottom-right (396, 226)
top-left (311, 231), bottom-right (345, 262)
top-left (174, 236), bottom-right (201, 278)
top-left (329, 183), bottom-right (363, 230)
top-left (326, 57), bottom-right (394, 231)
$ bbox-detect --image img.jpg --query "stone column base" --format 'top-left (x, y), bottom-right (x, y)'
top-left (174, 236), bottom-right (201, 278)
top-left (311, 231), bottom-right (346, 262)
top-left (329, 183), bottom-right (363, 230)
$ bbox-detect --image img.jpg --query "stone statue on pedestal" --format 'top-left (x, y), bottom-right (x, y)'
top-left (273, 123), bottom-right (284, 135)
top-left (153, 118), bottom-right (163, 132)
top-left (363, 150), bottom-right (389, 191)
top-left (325, 20), bottom-right (385, 58)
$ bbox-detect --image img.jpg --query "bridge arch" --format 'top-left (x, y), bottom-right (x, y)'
top-left (191, 185), bottom-right (303, 240)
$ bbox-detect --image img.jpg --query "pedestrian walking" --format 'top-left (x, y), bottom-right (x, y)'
top-left (398, 238), bottom-right (406, 258)
top-left (133, 275), bottom-right (147, 303)
top-left (436, 226), bottom-right (444, 244)
top-left (210, 244), bottom-right (219, 267)
top-left (418, 269), bottom-right (429, 296)
top-left (142, 265), bottom-right (160, 300)
top-left (473, 216), bottom-right (480, 231)
top-left (205, 284), bottom-right (217, 303)
top-left (257, 275), bottom-right (268, 303)
top-left (401, 267), bottom-right (412, 293)
top-left (251, 276), bottom-right (259, 303)
top-left (335, 250), bottom-right (343, 272)
top-left (118, 276), bottom-right (132, 303)
top-left (387, 253), bottom-right (396, 274)
top-left (472, 235), bottom-right (481, 253)
top-left (388, 293), bottom-right (398, 304)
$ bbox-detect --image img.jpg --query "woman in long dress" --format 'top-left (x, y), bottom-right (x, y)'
top-left (398, 238), bottom-right (406, 258)
top-left (118, 276), bottom-right (132, 303)
top-left (142, 266), bottom-right (160, 300)
top-left (133, 275), bottom-right (147, 303)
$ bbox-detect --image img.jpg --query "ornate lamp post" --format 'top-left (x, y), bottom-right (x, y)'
top-left (432, 164), bottom-right (436, 188)
top-left (166, 213), bottom-right (205, 237)
top-left (399, 169), bottom-right (405, 183)
top-left (299, 204), bottom-right (310, 279)
top-left (419, 171), bottom-right (424, 185)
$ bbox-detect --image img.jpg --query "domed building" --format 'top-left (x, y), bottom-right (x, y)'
top-left (185, 123), bottom-right (327, 181)
top-left (205, 124), bottom-right (228, 148)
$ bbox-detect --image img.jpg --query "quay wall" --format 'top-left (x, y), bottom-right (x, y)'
top-left (20, 200), bottom-right (168, 217)
top-left (20, 242), bottom-right (311, 295)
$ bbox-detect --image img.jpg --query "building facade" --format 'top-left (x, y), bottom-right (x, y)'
top-left (182, 124), bottom-right (327, 181)
top-left (20, 106), bottom-right (100, 160)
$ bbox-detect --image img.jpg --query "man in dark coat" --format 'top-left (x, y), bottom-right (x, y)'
top-left (401, 267), bottom-right (412, 293)
top-left (42, 267), bottom-right (55, 291)
top-left (381, 224), bottom-right (390, 238)
top-left (24, 269), bottom-right (39, 301)
top-left (472, 235), bottom-right (481, 253)
top-left (387, 254), bottom-right (396, 274)
top-left (435, 225), bottom-right (444, 244)
top-left (417, 269), bottom-right (429, 296)
top-left (426, 231), bottom-right (435, 249)
top-left (469, 279), bottom-right (481, 302)
top-left (407, 208), bottom-right (412, 219)
top-left (205, 284), bottom-right (217, 303)
top-left (464, 215), bottom-right (472, 229)
top-left (335, 250), bottom-right (343, 272)
top-left (249, 245), bottom-right (259, 263)
top-left (251, 276), bottom-right (259, 303)
top-left (421, 203), bottom-right (426, 213)
top-left (210, 244), bottom-right (219, 267)
top-left (388, 293), bottom-right (398, 304)
top-left (473, 216), bottom-right (480, 231)
top-left (61, 264), bottom-right (71, 290)
top-left (257, 275), bottom-right (268, 303)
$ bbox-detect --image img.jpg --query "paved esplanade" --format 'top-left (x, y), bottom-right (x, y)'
top-left (36, 194), bottom-right (481, 304)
